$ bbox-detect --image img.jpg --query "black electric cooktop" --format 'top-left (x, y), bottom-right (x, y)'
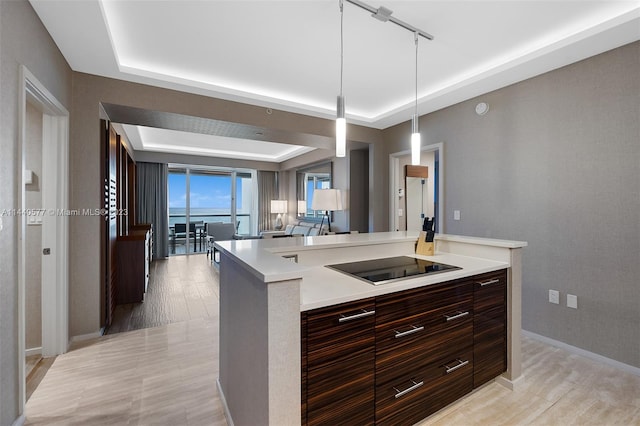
top-left (326, 255), bottom-right (461, 285)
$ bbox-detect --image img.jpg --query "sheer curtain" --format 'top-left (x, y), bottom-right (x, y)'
top-left (257, 171), bottom-right (277, 232)
top-left (136, 162), bottom-right (169, 258)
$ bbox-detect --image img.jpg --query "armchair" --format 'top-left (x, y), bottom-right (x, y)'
top-left (205, 222), bottom-right (239, 263)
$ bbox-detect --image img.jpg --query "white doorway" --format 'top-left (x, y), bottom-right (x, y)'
top-left (18, 66), bottom-right (69, 414)
top-left (389, 142), bottom-right (444, 233)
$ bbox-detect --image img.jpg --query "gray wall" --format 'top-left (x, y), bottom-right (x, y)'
top-left (384, 41), bottom-right (640, 368)
top-left (349, 149), bottom-right (369, 233)
top-left (69, 72), bottom-right (384, 337)
top-left (0, 0), bottom-right (72, 424)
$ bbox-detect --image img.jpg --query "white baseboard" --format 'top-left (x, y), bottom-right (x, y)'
top-left (12, 414), bottom-right (25, 426)
top-left (216, 378), bottom-right (234, 426)
top-left (25, 347), bottom-right (42, 357)
top-left (522, 329), bottom-right (640, 377)
top-left (496, 373), bottom-right (526, 391)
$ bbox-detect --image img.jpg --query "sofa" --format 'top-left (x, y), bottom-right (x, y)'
top-left (260, 220), bottom-right (328, 238)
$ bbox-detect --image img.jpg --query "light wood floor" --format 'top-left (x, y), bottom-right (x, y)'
top-left (26, 355), bottom-right (56, 402)
top-left (26, 254), bottom-right (640, 425)
top-left (107, 255), bottom-right (218, 334)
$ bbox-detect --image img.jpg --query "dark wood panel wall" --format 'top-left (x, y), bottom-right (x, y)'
top-left (100, 121), bottom-right (138, 328)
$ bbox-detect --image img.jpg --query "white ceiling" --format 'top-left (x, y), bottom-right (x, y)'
top-left (30, 0), bottom-right (639, 159)
top-left (121, 124), bottom-right (316, 162)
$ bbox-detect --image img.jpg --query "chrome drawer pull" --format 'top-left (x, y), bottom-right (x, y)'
top-left (479, 278), bottom-right (500, 287)
top-left (394, 325), bottom-right (424, 338)
top-left (338, 309), bottom-right (375, 323)
top-left (444, 359), bottom-right (469, 374)
top-left (393, 379), bottom-right (424, 399)
top-left (444, 311), bottom-right (469, 322)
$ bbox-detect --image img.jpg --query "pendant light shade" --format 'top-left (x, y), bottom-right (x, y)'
top-left (336, 95), bottom-right (346, 157)
top-left (410, 32), bottom-right (421, 165)
top-left (411, 114), bottom-right (421, 165)
top-left (336, 0), bottom-right (346, 158)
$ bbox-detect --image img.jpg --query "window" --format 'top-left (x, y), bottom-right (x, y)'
top-left (168, 167), bottom-right (256, 255)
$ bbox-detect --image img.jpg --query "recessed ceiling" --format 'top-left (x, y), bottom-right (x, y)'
top-left (29, 0), bottom-right (639, 161)
top-left (121, 124), bottom-right (316, 162)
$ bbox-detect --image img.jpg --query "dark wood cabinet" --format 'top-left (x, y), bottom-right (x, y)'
top-left (116, 225), bottom-right (152, 304)
top-left (304, 298), bottom-right (376, 426)
top-left (472, 269), bottom-right (507, 388)
top-left (375, 280), bottom-right (473, 425)
top-left (301, 311), bottom-right (307, 426)
top-left (301, 269), bottom-right (507, 425)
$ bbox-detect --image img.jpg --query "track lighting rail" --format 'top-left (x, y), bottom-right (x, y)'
top-left (345, 0), bottom-right (434, 41)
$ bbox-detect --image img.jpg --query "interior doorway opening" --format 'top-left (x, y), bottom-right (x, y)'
top-left (389, 143), bottom-right (444, 233)
top-left (18, 66), bottom-right (70, 416)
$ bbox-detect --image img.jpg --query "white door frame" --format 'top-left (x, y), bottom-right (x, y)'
top-left (18, 66), bottom-right (69, 412)
top-left (389, 142), bottom-right (445, 233)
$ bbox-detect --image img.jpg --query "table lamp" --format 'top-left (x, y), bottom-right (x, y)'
top-left (311, 189), bottom-right (343, 233)
top-left (297, 200), bottom-right (307, 217)
top-left (270, 200), bottom-right (287, 230)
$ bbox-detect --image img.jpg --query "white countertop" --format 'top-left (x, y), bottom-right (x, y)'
top-left (216, 231), bottom-right (420, 283)
top-left (299, 252), bottom-right (509, 311)
top-left (215, 231), bottom-right (527, 311)
top-left (435, 233), bottom-right (527, 249)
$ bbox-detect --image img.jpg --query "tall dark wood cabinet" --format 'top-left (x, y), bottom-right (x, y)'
top-left (101, 121), bottom-right (119, 327)
top-left (102, 120), bottom-right (154, 314)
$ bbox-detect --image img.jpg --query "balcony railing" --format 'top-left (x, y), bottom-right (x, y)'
top-left (169, 213), bottom-right (252, 255)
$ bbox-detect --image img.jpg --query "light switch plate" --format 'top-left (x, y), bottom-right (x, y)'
top-left (549, 289), bottom-right (560, 304)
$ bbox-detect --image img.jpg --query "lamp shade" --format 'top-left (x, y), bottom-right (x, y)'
top-left (270, 200), bottom-right (287, 214)
top-left (411, 131), bottom-right (421, 165)
top-left (311, 189), bottom-right (343, 211)
top-left (297, 200), bottom-right (307, 215)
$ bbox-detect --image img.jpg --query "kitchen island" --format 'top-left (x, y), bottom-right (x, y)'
top-left (215, 232), bottom-right (527, 426)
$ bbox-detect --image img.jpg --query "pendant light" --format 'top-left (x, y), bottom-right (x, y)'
top-left (335, 0), bottom-right (433, 163)
top-left (336, 0), bottom-right (346, 158)
top-left (411, 32), bottom-right (421, 165)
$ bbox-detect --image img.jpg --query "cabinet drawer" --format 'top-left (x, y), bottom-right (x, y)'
top-left (375, 297), bottom-right (472, 353)
top-left (375, 349), bottom-right (473, 426)
top-left (376, 281), bottom-right (472, 326)
top-left (307, 351), bottom-right (375, 426)
top-left (307, 298), bottom-right (375, 369)
top-left (376, 321), bottom-right (472, 386)
top-left (473, 270), bottom-right (507, 311)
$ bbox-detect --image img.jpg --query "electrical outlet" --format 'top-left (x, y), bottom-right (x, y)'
top-left (549, 289), bottom-right (560, 304)
top-left (567, 294), bottom-right (578, 309)
top-left (454, 210), bottom-right (461, 221)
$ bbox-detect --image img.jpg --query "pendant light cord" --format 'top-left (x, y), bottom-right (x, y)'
top-left (340, 0), bottom-right (344, 97)
top-left (414, 32), bottom-right (419, 119)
